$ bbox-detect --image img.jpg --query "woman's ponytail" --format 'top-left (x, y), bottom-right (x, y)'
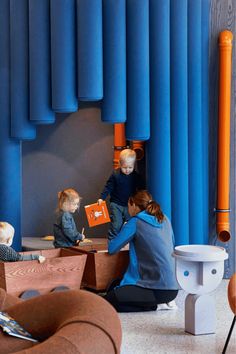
top-left (129, 190), bottom-right (164, 223)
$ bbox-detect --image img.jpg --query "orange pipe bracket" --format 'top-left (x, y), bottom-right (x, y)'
top-left (216, 30), bottom-right (233, 242)
top-left (113, 123), bottom-right (127, 169)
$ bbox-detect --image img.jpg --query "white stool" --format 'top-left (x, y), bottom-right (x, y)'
top-left (173, 245), bottom-right (228, 335)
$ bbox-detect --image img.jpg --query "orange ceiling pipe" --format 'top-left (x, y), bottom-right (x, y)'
top-left (113, 123), bottom-right (127, 169)
top-left (131, 141), bottom-right (145, 160)
top-left (216, 30), bottom-right (233, 243)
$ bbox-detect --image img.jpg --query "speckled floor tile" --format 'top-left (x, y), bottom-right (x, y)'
top-left (119, 280), bottom-right (235, 354)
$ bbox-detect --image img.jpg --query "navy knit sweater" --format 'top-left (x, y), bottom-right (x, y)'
top-left (100, 169), bottom-right (144, 206)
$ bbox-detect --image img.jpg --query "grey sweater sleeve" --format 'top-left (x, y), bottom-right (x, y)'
top-left (20, 254), bottom-right (40, 261)
top-left (0, 245), bottom-right (40, 262)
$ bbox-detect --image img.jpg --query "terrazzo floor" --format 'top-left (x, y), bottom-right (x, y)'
top-left (119, 280), bottom-right (235, 354)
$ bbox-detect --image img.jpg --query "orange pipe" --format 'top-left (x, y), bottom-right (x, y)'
top-left (131, 141), bottom-right (145, 160)
top-left (113, 123), bottom-right (126, 169)
top-left (216, 30), bottom-right (233, 242)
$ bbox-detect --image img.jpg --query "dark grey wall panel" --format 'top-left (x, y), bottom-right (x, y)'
top-left (22, 105), bottom-right (113, 238)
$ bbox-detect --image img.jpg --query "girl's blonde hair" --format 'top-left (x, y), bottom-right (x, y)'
top-left (129, 190), bottom-right (165, 223)
top-left (0, 222), bottom-right (15, 244)
top-left (57, 188), bottom-right (81, 210)
top-left (119, 148), bottom-right (136, 165)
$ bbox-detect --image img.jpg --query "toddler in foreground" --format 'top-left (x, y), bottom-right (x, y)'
top-left (0, 222), bottom-right (45, 262)
top-left (53, 188), bottom-right (85, 248)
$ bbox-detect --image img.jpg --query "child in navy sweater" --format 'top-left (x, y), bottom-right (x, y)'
top-left (98, 149), bottom-right (144, 240)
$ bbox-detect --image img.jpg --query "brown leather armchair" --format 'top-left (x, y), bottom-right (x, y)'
top-left (0, 288), bottom-right (122, 354)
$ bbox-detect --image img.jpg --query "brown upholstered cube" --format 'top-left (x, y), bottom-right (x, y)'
top-left (0, 249), bottom-right (87, 297)
top-left (70, 245), bottom-right (129, 291)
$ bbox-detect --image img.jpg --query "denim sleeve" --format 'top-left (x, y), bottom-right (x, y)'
top-left (108, 217), bottom-right (137, 254)
top-left (100, 172), bottom-right (115, 200)
top-left (61, 213), bottom-right (80, 242)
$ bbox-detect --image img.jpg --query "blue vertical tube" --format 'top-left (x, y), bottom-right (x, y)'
top-left (101, 0), bottom-right (126, 123)
top-left (188, 0), bottom-right (205, 244)
top-left (201, 0), bottom-right (210, 245)
top-left (126, 0), bottom-right (150, 140)
top-left (147, 0), bottom-right (171, 218)
top-left (170, 0), bottom-right (189, 245)
top-left (50, 0), bottom-right (78, 112)
top-left (29, 0), bottom-right (55, 124)
top-left (77, 0), bottom-right (103, 101)
top-left (10, 0), bottom-right (36, 140)
top-left (0, 0), bottom-right (21, 251)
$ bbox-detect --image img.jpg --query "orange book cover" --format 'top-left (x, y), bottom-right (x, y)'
top-left (84, 201), bottom-right (111, 227)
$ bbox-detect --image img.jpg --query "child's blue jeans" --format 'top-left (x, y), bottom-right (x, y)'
top-left (108, 202), bottom-right (130, 240)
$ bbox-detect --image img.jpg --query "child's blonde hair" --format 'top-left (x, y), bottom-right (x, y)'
top-left (119, 149), bottom-right (136, 165)
top-left (0, 222), bottom-right (15, 244)
top-left (57, 188), bottom-right (81, 210)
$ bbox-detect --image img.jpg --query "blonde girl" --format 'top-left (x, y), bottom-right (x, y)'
top-left (53, 188), bottom-right (85, 248)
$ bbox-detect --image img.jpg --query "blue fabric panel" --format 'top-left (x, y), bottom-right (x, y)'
top-left (10, 0), bottom-right (36, 140)
top-left (170, 0), bottom-right (189, 245)
top-left (29, 0), bottom-right (55, 124)
top-left (146, 0), bottom-right (171, 219)
top-left (0, 0), bottom-right (21, 251)
top-left (126, 0), bottom-right (150, 141)
top-left (50, 0), bottom-right (78, 112)
top-left (188, 0), bottom-right (205, 244)
top-left (77, 0), bottom-right (103, 101)
top-left (201, 0), bottom-right (210, 245)
top-left (101, 0), bottom-right (126, 123)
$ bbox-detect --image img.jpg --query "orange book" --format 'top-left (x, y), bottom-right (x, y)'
top-left (84, 201), bottom-right (111, 227)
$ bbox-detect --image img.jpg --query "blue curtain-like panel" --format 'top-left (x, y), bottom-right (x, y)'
top-left (201, 0), bottom-right (210, 246)
top-left (29, 0), bottom-right (55, 124)
top-left (101, 0), bottom-right (126, 123)
top-left (77, 0), bottom-right (103, 101)
top-left (126, 0), bottom-right (150, 141)
top-left (147, 0), bottom-right (171, 219)
top-left (0, 0), bottom-right (21, 251)
top-left (50, 0), bottom-right (78, 112)
top-left (188, 0), bottom-right (206, 244)
top-left (10, 0), bottom-right (36, 140)
top-left (170, 0), bottom-right (189, 245)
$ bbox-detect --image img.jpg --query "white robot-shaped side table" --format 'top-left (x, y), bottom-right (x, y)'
top-left (173, 245), bottom-right (228, 335)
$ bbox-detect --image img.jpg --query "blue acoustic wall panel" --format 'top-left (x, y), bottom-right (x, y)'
top-left (77, 0), bottom-right (103, 101)
top-left (101, 0), bottom-right (126, 123)
top-left (51, 0), bottom-right (78, 112)
top-left (29, 0), bottom-right (55, 124)
top-left (0, 0), bottom-right (21, 251)
top-left (146, 0), bottom-right (171, 219)
top-left (126, 0), bottom-right (150, 141)
top-left (201, 0), bottom-right (210, 245)
top-left (188, 0), bottom-right (206, 244)
top-left (170, 0), bottom-right (189, 245)
top-left (10, 0), bottom-right (36, 140)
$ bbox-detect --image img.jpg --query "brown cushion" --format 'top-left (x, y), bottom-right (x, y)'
top-left (0, 289), bottom-right (122, 354)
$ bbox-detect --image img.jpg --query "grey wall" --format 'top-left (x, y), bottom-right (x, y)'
top-left (209, 0), bottom-right (236, 276)
top-left (22, 104), bottom-right (113, 238)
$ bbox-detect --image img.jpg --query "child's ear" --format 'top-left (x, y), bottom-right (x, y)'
top-left (7, 237), bottom-right (13, 246)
